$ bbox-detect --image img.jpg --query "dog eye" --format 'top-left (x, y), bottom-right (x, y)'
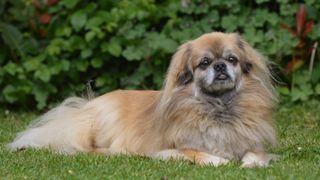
top-left (199, 57), bottom-right (211, 68)
top-left (227, 56), bottom-right (238, 63)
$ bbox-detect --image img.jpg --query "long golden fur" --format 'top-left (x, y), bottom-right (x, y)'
top-left (9, 32), bottom-right (278, 167)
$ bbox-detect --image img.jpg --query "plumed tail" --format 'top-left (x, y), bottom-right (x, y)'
top-left (31, 97), bottom-right (88, 128)
top-left (7, 97), bottom-right (91, 153)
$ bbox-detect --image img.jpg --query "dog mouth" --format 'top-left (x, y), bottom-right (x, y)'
top-left (215, 73), bottom-right (230, 81)
top-left (201, 72), bottom-right (235, 94)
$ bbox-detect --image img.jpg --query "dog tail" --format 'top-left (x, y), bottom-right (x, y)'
top-left (7, 97), bottom-right (93, 153)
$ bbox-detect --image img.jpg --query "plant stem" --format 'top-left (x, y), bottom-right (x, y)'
top-left (309, 42), bottom-right (318, 77)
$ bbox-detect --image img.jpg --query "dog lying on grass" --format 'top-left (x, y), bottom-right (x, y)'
top-left (9, 32), bottom-right (278, 168)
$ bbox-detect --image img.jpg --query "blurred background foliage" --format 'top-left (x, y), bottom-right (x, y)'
top-left (0, 0), bottom-right (319, 110)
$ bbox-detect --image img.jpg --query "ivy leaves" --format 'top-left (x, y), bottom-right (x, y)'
top-left (1, 0), bottom-right (320, 109)
top-left (280, 67), bottom-right (320, 102)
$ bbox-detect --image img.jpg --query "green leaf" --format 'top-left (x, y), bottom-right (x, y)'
top-left (103, 39), bottom-right (122, 57)
top-left (85, 31), bottom-right (95, 42)
top-left (256, 0), bottom-right (270, 4)
top-left (3, 62), bottom-right (19, 75)
top-left (309, 23), bottom-right (320, 40)
top-left (311, 63), bottom-right (320, 83)
top-left (0, 22), bottom-right (25, 58)
top-left (0, 0), bottom-right (5, 15)
top-left (121, 61), bottom-right (153, 87)
top-left (291, 85), bottom-right (313, 102)
top-left (96, 76), bottom-right (107, 87)
top-left (34, 68), bottom-right (51, 82)
top-left (71, 11), bottom-right (87, 31)
top-left (55, 26), bottom-right (72, 37)
top-left (221, 15), bottom-right (240, 32)
top-left (69, 35), bottom-right (85, 50)
top-left (249, 9), bottom-right (271, 28)
top-left (100, 42), bottom-right (109, 52)
top-left (91, 27), bottom-right (104, 39)
top-left (315, 84), bottom-right (320, 95)
top-left (278, 87), bottom-right (290, 95)
top-left (23, 58), bottom-right (41, 72)
top-left (61, 60), bottom-right (71, 71)
top-left (81, 49), bottom-right (92, 59)
top-left (32, 84), bottom-right (57, 109)
top-left (21, 37), bottom-right (39, 54)
top-left (295, 71), bottom-right (310, 84)
top-left (265, 13), bottom-right (280, 26)
top-left (280, 4), bottom-right (298, 16)
top-left (83, 2), bottom-right (97, 14)
top-left (243, 27), bottom-right (264, 46)
top-left (147, 33), bottom-right (178, 53)
top-left (46, 44), bottom-right (61, 56)
top-left (61, 0), bottom-right (80, 9)
top-left (3, 85), bottom-right (18, 103)
top-left (49, 59), bottom-right (71, 75)
top-left (85, 17), bottom-right (104, 30)
top-left (76, 60), bottom-right (89, 71)
top-left (91, 58), bottom-right (103, 68)
top-left (122, 46), bottom-right (143, 61)
top-left (33, 85), bottom-right (49, 109)
top-left (124, 25), bottom-right (146, 40)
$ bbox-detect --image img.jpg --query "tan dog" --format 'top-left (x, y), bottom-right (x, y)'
top-left (9, 32), bottom-right (278, 167)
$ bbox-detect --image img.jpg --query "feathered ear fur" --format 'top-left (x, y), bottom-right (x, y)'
top-left (233, 33), bottom-right (277, 101)
top-left (240, 61), bottom-right (253, 74)
top-left (233, 33), bottom-right (271, 78)
top-left (161, 43), bottom-right (193, 99)
top-left (177, 64), bottom-right (193, 86)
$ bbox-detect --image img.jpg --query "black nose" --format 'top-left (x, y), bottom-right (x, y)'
top-left (214, 62), bottom-right (226, 72)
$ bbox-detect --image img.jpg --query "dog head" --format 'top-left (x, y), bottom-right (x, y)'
top-left (163, 32), bottom-right (274, 99)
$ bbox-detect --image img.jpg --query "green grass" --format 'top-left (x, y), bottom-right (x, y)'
top-left (1, 104), bottom-right (319, 179)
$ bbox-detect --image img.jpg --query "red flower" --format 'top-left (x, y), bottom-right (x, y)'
top-left (40, 13), bottom-right (51, 25)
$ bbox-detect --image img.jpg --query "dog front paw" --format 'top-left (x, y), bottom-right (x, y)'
top-left (198, 155), bottom-right (229, 166)
top-left (241, 152), bottom-right (280, 168)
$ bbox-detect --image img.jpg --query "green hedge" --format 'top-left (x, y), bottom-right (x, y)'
top-left (0, 0), bottom-right (320, 109)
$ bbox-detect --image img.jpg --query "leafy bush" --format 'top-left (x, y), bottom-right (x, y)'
top-left (277, 4), bottom-right (320, 104)
top-left (0, 0), bottom-right (320, 109)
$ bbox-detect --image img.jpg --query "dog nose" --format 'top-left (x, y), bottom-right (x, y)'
top-left (214, 62), bottom-right (226, 72)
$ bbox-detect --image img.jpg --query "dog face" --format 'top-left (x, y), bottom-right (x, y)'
top-left (164, 32), bottom-right (267, 98)
top-left (193, 46), bottom-right (243, 94)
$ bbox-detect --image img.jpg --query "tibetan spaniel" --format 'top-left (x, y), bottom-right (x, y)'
top-left (9, 32), bottom-right (278, 168)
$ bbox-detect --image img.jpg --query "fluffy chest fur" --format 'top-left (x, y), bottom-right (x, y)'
top-left (158, 88), bottom-right (276, 160)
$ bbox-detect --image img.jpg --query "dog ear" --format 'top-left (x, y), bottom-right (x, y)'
top-left (164, 43), bottom-right (193, 91)
top-left (241, 61), bottom-right (253, 74)
top-left (175, 44), bottom-right (193, 86)
top-left (233, 33), bottom-right (253, 74)
top-left (177, 64), bottom-right (193, 86)
top-left (233, 33), bottom-right (276, 93)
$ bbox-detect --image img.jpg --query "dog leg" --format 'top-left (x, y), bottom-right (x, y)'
top-left (151, 149), bottom-right (229, 166)
top-left (241, 151), bottom-right (279, 168)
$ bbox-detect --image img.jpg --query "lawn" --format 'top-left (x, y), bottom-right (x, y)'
top-left (0, 103), bottom-right (319, 179)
